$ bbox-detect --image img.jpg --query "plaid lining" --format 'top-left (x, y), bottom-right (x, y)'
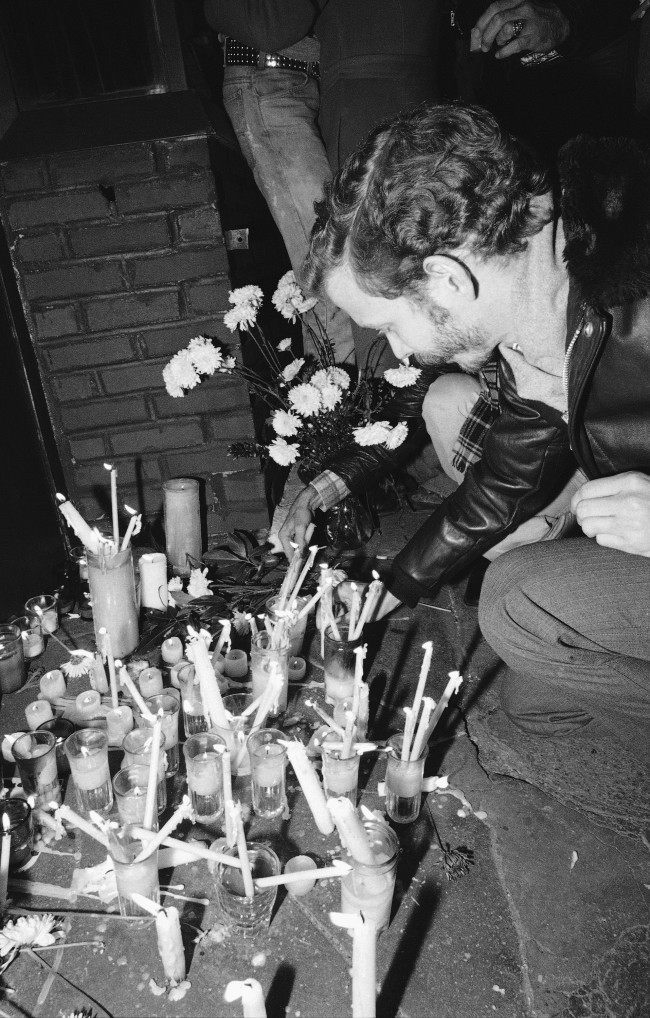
top-left (309, 470), bottom-right (351, 511)
top-left (451, 359), bottom-right (501, 473)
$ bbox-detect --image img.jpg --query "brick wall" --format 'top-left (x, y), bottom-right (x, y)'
top-left (0, 132), bottom-right (267, 539)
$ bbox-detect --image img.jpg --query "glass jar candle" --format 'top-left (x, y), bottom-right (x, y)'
top-left (0, 624), bottom-right (26, 694)
top-left (24, 594), bottom-right (58, 635)
top-left (320, 731), bottom-right (360, 804)
top-left (163, 478), bottom-right (201, 577)
top-left (250, 632), bottom-right (289, 716)
top-left (178, 664), bottom-right (208, 737)
top-left (183, 732), bottom-right (226, 821)
top-left (248, 729), bottom-right (287, 819)
top-left (216, 844), bottom-right (280, 936)
top-left (340, 820), bottom-right (399, 934)
top-left (11, 615), bottom-right (44, 659)
top-left (265, 595), bottom-right (309, 657)
top-left (13, 731), bottom-right (61, 807)
top-left (86, 547), bottom-right (139, 658)
top-left (113, 764), bottom-right (157, 827)
top-left (70, 545), bottom-right (89, 582)
top-left (323, 624), bottom-right (362, 707)
top-left (138, 552), bottom-right (168, 611)
top-left (25, 700), bottom-right (54, 732)
top-left (136, 692), bottom-right (180, 776)
top-left (0, 799), bottom-right (34, 870)
top-left (122, 728), bottom-right (167, 815)
top-left (111, 842), bottom-right (160, 917)
top-left (65, 729), bottom-right (112, 813)
top-left (37, 717), bottom-right (75, 776)
top-left (384, 733), bottom-right (427, 825)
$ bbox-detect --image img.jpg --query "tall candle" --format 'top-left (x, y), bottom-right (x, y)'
top-left (0, 815), bottom-right (11, 914)
top-left (139, 553), bottom-right (168, 611)
top-left (56, 495), bottom-right (101, 554)
top-left (221, 750), bottom-right (234, 844)
top-left (25, 700), bottom-right (54, 731)
top-left (99, 628), bottom-right (119, 709)
top-left (352, 919), bottom-right (377, 1018)
top-left (89, 653), bottom-right (109, 694)
top-left (284, 740), bottom-right (334, 835)
top-left (327, 797), bottom-right (375, 865)
top-left (163, 478), bottom-right (201, 576)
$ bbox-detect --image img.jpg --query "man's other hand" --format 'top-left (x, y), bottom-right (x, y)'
top-left (278, 485), bottom-right (319, 560)
top-left (470, 1), bottom-right (570, 59)
top-left (571, 472), bottom-right (650, 556)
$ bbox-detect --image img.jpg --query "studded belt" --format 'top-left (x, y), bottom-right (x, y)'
top-left (223, 36), bottom-right (320, 79)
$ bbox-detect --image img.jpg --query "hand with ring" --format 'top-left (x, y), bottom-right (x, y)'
top-left (470, 1), bottom-right (570, 59)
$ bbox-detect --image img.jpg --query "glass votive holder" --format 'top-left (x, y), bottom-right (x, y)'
top-left (111, 842), bottom-right (160, 917)
top-left (178, 664), bottom-right (208, 737)
top-left (266, 595), bottom-right (310, 657)
top-left (37, 717), bottom-right (75, 776)
top-left (183, 732), bottom-right (227, 821)
top-left (248, 729), bottom-right (287, 819)
top-left (113, 764), bottom-right (158, 828)
top-left (320, 730), bottom-right (360, 803)
top-left (0, 624), bottom-right (26, 694)
top-left (122, 728), bottom-right (167, 815)
top-left (333, 697), bottom-right (368, 740)
top-left (384, 733), bottom-right (428, 825)
top-left (11, 615), bottom-right (44, 659)
top-left (250, 632), bottom-right (289, 716)
top-left (323, 623), bottom-right (362, 707)
top-left (24, 594), bottom-right (58, 635)
top-left (0, 799), bottom-right (34, 870)
top-left (13, 731), bottom-right (61, 807)
top-left (70, 545), bottom-right (89, 582)
top-left (136, 693), bottom-right (180, 776)
top-left (86, 546), bottom-right (139, 658)
top-left (340, 819), bottom-right (399, 934)
top-left (216, 843), bottom-right (280, 936)
top-left (65, 728), bottom-right (112, 814)
top-left (215, 693), bottom-right (258, 777)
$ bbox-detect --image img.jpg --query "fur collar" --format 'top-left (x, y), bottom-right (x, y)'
top-left (558, 135), bottom-right (650, 308)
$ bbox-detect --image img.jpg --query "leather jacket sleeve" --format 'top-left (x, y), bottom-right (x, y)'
top-left (385, 359), bottom-right (577, 607)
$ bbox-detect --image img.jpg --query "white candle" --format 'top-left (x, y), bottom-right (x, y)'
top-left (106, 705), bottom-right (134, 745)
top-left (223, 649), bottom-right (248, 679)
top-left (99, 628), bottom-right (119, 709)
top-left (214, 620), bottom-right (232, 658)
top-left (426, 670), bottom-right (464, 738)
top-left (56, 804), bottom-right (109, 847)
top-left (120, 507), bottom-right (141, 552)
top-left (75, 689), bottom-right (102, 720)
top-left (132, 797), bottom-right (192, 863)
top-left (401, 706), bottom-right (416, 762)
top-left (412, 641), bottom-right (433, 720)
top-left (232, 805), bottom-right (255, 898)
top-left (21, 626), bottom-right (44, 658)
top-left (163, 478), bottom-right (201, 576)
top-left (89, 654), bottom-right (109, 694)
top-left (221, 750), bottom-right (234, 844)
top-left (161, 637), bottom-right (183, 665)
top-left (255, 859), bottom-right (351, 889)
top-left (102, 463), bottom-right (120, 547)
top-left (139, 667), bottom-right (163, 699)
top-left (288, 656), bottom-right (306, 682)
top-left (186, 638), bottom-right (230, 730)
top-left (224, 979), bottom-right (267, 1018)
top-left (284, 740), bottom-right (334, 835)
top-left (155, 905), bottom-right (185, 983)
top-left (25, 700), bottom-right (54, 731)
top-left (327, 797), bottom-right (375, 865)
top-left (39, 669), bottom-right (66, 702)
top-left (56, 495), bottom-right (100, 554)
top-left (143, 718), bottom-right (162, 830)
top-left (0, 815), bottom-right (11, 913)
top-left (409, 696), bottom-right (435, 761)
top-left (329, 912), bottom-right (377, 1018)
top-left (139, 553), bottom-right (168, 611)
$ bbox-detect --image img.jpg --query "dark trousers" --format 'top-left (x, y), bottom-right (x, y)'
top-left (478, 538), bottom-right (650, 748)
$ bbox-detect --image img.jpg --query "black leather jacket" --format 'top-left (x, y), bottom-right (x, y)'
top-left (326, 136), bottom-right (650, 606)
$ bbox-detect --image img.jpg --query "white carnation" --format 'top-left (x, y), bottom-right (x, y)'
top-left (281, 358), bottom-right (305, 383)
top-left (269, 437), bottom-right (300, 466)
top-left (272, 271), bottom-right (317, 321)
top-left (188, 336), bottom-right (223, 375)
top-left (385, 421), bottom-right (409, 449)
top-left (383, 363), bottom-right (422, 387)
top-left (277, 338), bottom-right (292, 352)
top-left (272, 409), bottom-right (302, 437)
top-left (352, 421), bottom-right (392, 446)
top-left (162, 349), bottom-right (200, 396)
top-left (288, 383), bottom-right (322, 417)
top-left (319, 383), bottom-right (342, 410)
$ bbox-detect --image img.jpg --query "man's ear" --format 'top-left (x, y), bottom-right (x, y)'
top-left (422, 254), bottom-right (477, 301)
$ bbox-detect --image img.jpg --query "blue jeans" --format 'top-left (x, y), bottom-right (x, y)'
top-left (223, 66), bottom-right (355, 363)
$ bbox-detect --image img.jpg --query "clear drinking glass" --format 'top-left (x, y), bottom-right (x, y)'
top-left (136, 692), bottom-right (180, 775)
top-left (265, 595), bottom-right (309, 657)
top-left (183, 732), bottom-right (227, 821)
top-left (0, 624), bottom-right (26, 694)
top-left (340, 819), bottom-right (399, 934)
top-left (113, 764), bottom-right (157, 827)
top-left (211, 693), bottom-right (258, 777)
top-left (178, 663), bottom-right (208, 737)
top-left (248, 729), bottom-right (287, 819)
top-left (37, 716), bottom-right (74, 776)
top-left (250, 632), bottom-right (289, 716)
top-left (86, 546), bottom-right (139, 658)
top-left (384, 733), bottom-right (427, 824)
top-left (320, 731), bottom-right (360, 804)
top-left (111, 842), bottom-right (160, 917)
top-left (65, 728), bottom-right (112, 813)
top-left (323, 623), bottom-right (362, 707)
top-left (24, 594), bottom-right (58, 635)
top-left (216, 844), bottom-right (280, 935)
top-left (122, 728), bottom-right (167, 814)
top-left (13, 731), bottom-right (61, 807)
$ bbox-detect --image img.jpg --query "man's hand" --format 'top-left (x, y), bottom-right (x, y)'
top-left (278, 485), bottom-right (319, 560)
top-left (471, 1), bottom-right (570, 59)
top-left (336, 580), bottom-right (403, 623)
top-left (571, 472), bottom-right (650, 556)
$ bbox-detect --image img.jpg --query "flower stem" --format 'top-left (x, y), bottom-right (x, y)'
top-left (26, 948), bottom-right (114, 1018)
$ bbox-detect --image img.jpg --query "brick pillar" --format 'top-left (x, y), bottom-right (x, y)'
top-left (0, 127), bottom-right (266, 540)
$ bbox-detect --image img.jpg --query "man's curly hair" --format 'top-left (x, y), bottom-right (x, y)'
top-left (302, 103), bottom-right (552, 299)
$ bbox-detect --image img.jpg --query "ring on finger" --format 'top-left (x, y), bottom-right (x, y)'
top-left (509, 19), bottom-right (524, 39)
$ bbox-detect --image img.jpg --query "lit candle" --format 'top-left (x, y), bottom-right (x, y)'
top-left (161, 637), bottom-right (183, 665)
top-left (0, 815), bottom-right (11, 913)
top-left (118, 668), bottom-right (156, 723)
top-left (224, 979), bottom-right (267, 1018)
top-left (106, 705), bottom-right (134, 746)
top-left (39, 669), bottom-right (66, 702)
top-left (186, 638), bottom-right (230, 730)
top-left (103, 462), bottom-right (120, 548)
top-left (120, 506), bottom-right (141, 552)
top-left (129, 894), bottom-right (186, 984)
top-left (56, 494), bottom-right (101, 554)
top-left (139, 667), bottom-right (163, 699)
top-left (163, 478), bottom-right (201, 576)
top-left (75, 689), bottom-right (102, 720)
top-left (223, 649), bottom-right (248, 680)
top-left (425, 670), bottom-right (464, 738)
top-left (214, 620), bottom-right (232, 658)
top-left (25, 700), bottom-right (54, 731)
top-left (139, 553), bottom-right (169, 611)
top-left (288, 656), bottom-right (306, 682)
top-left (21, 622), bottom-right (44, 659)
top-left (349, 572), bottom-right (383, 641)
top-left (283, 740), bottom-right (334, 835)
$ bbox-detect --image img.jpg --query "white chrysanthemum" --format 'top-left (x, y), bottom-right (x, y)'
top-left (288, 383), bottom-right (322, 417)
top-left (0, 914), bottom-right (60, 957)
top-left (272, 409), bottom-right (301, 437)
top-left (385, 421), bottom-right (409, 449)
top-left (326, 367), bottom-right (351, 390)
top-left (319, 383), bottom-right (342, 410)
top-left (187, 567), bottom-right (212, 599)
top-left (352, 421), bottom-right (392, 446)
top-left (228, 285), bottom-right (263, 310)
top-left (232, 610), bottom-right (250, 636)
top-left (220, 356), bottom-right (236, 371)
top-left (271, 271), bottom-right (317, 320)
top-left (167, 576), bottom-right (183, 592)
top-left (269, 437), bottom-right (300, 466)
top-left (277, 338), bottom-right (292, 352)
top-left (281, 358), bottom-right (305, 383)
top-left (383, 363), bottom-right (422, 387)
top-left (188, 336), bottom-right (223, 375)
top-left (162, 349), bottom-right (200, 396)
top-left (223, 303), bottom-right (258, 333)
top-left (310, 369), bottom-right (329, 390)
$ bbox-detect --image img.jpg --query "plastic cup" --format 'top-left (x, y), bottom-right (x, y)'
top-left (384, 733), bottom-right (427, 824)
top-left (216, 844), bottom-right (280, 935)
top-left (11, 615), bottom-right (44, 659)
top-left (178, 663), bottom-right (208, 737)
top-left (65, 728), bottom-right (112, 814)
top-left (248, 729), bottom-right (286, 819)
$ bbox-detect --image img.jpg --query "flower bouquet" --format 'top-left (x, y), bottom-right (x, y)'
top-left (163, 272), bottom-right (419, 547)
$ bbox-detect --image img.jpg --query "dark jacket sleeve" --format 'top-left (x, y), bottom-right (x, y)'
top-left (203, 0), bottom-right (318, 51)
top-left (554, 0), bottom-right (637, 56)
top-left (385, 360), bottom-right (577, 607)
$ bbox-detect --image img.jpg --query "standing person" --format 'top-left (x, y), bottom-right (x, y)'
top-left (279, 103), bottom-right (650, 752)
top-left (203, 0), bottom-right (355, 363)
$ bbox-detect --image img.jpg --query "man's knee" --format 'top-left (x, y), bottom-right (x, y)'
top-left (478, 544), bottom-right (549, 656)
